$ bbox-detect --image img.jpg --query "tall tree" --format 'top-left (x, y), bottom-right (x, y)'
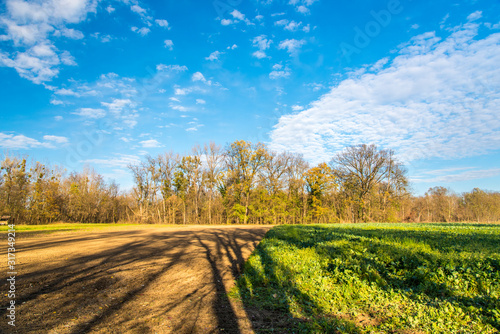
top-left (224, 140), bottom-right (267, 223)
top-left (202, 142), bottom-right (223, 224)
top-left (330, 144), bottom-right (408, 222)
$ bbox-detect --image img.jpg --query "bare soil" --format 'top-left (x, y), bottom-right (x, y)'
top-left (0, 225), bottom-right (272, 334)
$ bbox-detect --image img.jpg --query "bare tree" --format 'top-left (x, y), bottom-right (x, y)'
top-left (330, 144), bottom-right (408, 222)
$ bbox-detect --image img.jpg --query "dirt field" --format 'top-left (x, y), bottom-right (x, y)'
top-left (0, 225), bottom-right (272, 334)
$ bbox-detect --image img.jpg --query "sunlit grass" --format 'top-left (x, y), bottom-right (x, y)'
top-left (234, 223), bottom-right (500, 333)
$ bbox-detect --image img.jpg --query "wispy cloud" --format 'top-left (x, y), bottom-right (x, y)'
top-left (412, 168), bottom-right (500, 183)
top-left (73, 108), bottom-right (106, 119)
top-left (164, 40), bottom-right (174, 50)
top-left (270, 21), bottom-right (500, 164)
top-left (131, 26), bottom-right (150, 36)
top-left (82, 154), bottom-right (141, 168)
top-left (140, 139), bottom-right (162, 148)
top-left (206, 51), bottom-right (223, 61)
top-left (269, 63), bottom-right (291, 79)
top-left (0, 132), bottom-right (54, 149)
top-left (278, 39), bottom-right (306, 55)
top-left (155, 19), bottom-right (169, 28)
top-left (252, 35), bottom-right (272, 58)
top-left (43, 135), bottom-right (68, 144)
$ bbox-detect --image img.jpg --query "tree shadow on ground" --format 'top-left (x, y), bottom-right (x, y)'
top-left (0, 226), bottom-right (270, 334)
top-left (236, 225), bottom-right (500, 333)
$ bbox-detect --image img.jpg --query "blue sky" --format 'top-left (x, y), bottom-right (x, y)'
top-left (0, 0), bottom-right (499, 195)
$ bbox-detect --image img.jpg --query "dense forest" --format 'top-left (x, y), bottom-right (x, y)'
top-left (1, 140), bottom-right (499, 225)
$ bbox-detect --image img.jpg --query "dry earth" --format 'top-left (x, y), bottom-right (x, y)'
top-left (0, 225), bottom-right (272, 334)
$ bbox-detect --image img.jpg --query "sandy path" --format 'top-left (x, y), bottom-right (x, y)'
top-left (0, 225), bottom-right (271, 334)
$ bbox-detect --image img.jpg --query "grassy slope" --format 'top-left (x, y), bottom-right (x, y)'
top-left (234, 223), bottom-right (500, 333)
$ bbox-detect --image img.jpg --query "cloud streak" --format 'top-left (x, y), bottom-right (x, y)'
top-left (270, 22), bottom-right (500, 164)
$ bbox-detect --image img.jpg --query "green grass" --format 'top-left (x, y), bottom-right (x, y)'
top-left (234, 223), bottom-right (500, 333)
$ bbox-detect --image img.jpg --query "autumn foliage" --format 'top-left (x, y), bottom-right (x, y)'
top-left (1, 141), bottom-right (499, 224)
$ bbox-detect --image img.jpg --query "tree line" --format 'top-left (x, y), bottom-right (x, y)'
top-left (1, 140), bottom-right (499, 224)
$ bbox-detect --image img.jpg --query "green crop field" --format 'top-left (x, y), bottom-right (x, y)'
top-left (234, 223), bottom-right (500, 333)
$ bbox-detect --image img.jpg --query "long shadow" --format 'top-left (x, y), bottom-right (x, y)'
top-left (195, 234), bottom-right (241, 333)
top-left (0, 226), bottom-right (271, 334)
top-left (236, 236), bottom-right (361, 333)
top-left (238, 225), bottom-right (500, 332)
top-left (0, 230), bottom-right (196, 333)
top-left (0, 229), bottom-right (154, 255)
top-left (275, 224), bottom-right (500, 255)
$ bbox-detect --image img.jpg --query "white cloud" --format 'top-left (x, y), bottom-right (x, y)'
top-left (252, 35), bottom-right (272, 58)
top-left (101, 99), bottom-right (134, 115)
top-left (291, 105), bottom-right (304, 111)
top-left (278, 39), bottom-right (306, 55)
top-left (227, 44), bottom-right (238, 50)
top-left (305, 82), bottom-right (324, 91)
top-left (83, 154), bottom-right (141, 168)
top-left (196, 99), bottom-right (206, 104)
top-left (60, 28), bottom-right (84, 39)
top-left (252, 50), bottom-right (267, 59)
top-left (50, 98), bottom-right (64, 105)
top-left (270, 22), bottom-right (500, 164)
top-left (174, 87), bottom-right (189, 95)
top-left (0, 0), bottom-right (96, 83)
top-left (170, 104), bottom-right (188, 111)
top-left (155, 19), bottom-right (169, 28)
top-left (206, 51), bottom-right (223, 61)
top-left (164, 39), bottom-right (174, 50)
top-left (140, 139), bottom-right (161, 148)
top-left (192, 72), bottom-right (206, 82)
top-left (73, 107), bottom-right (106, 119)
top-left (131, 5), bottom-right (147, 15)
top-left (132, 27), bottom-right (150, 36)
top-left (186, 124), bottom-right (204, 132)
top-left (91, 32), bottom-right (112, 43)
top-left (275, 19), bottom-right (302, 31)
top-left (106, 5), bottom-right (115, 14)
top-left (156, 64), bottom-right (187, 71)
top-left (467, 11), bottom-right (482, 22)
top-left (253, 35), bottom-right (272, 50)
top-left (231, 10), bottom-right (245, 20)
top-left (296, 6), bottom-right (309, 14)
top-left (0, 132), bottom-right (53, 149)
top-left (55, 88), bottom-right (79, 96)
top-left (228, 9), bottom-right (252, 25)
top-left (221, 19), bottom-right (233, 26)
top-left (269, 65), bottom-right (291, 79)
top-left (485, 22), bottom-right (500, 30)
top-left (170, 97), bottom-right (180, 102)
top-left (413, 168), bottom-right (500, 183)
top-left (43, 135), bottom-right (68, 144)
top-left (289, 0), bottom-right (318, 14)
top-left (54, 116), bottom-right (63, 121)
